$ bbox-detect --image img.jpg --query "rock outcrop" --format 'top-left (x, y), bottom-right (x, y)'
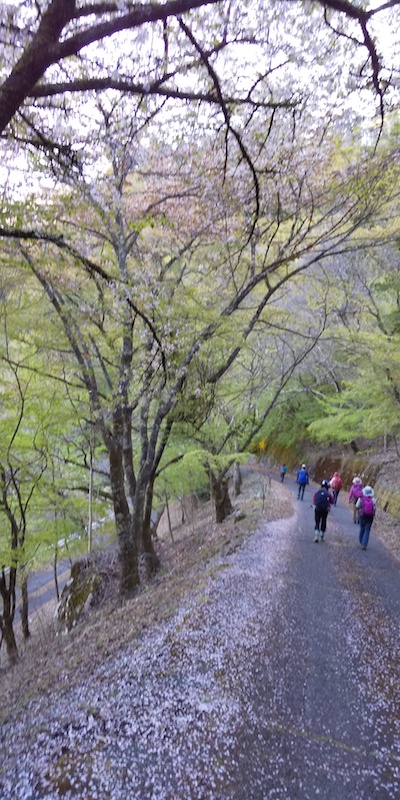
top-left (57, 557), bottom-right (105, 632)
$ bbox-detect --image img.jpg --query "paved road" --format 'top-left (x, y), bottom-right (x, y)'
top-left (26, 560), bottom-right (71, 614)
top-left (225, 474), bottom-right (400, 799)
top-left (0, 560), bottom-right (70, 622)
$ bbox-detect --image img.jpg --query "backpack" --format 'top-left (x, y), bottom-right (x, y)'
top-left (353, 484), bottom-right (363, 500)
top-left (360, 496), bottom-right (375, 516)
top-left (297, 469), bottom-right (308, 484)
top-left (314, 488), bottom-right (330, 510)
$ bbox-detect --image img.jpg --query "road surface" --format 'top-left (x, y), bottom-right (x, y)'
top-left (25, 559), bottom-right (71, 614)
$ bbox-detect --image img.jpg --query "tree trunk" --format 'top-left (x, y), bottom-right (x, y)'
top-left (141, 524), bottom-right (161, 577)
top-left (53, 547), bottom-right (60, 601)
top-left (117, 520), bottom-right (138, 594)
top-left (135, 477), bottom-right (160, 579)
top-left (179, 493), bottom-right (186, 524)
top-left (211, 472), bottom-right (234, 523)
top-left (109, 438), bottom-right (138, 594)
top-left (19, 569), bottom-right (30, 640)
top-left (0, 573), bottom-right (19, 665)
top-left (1, 617), bottom-right (19, 665)
top-left (164, 494), bottom-right (174, 541)
top-left (233, 462), bottom-right (243, 496)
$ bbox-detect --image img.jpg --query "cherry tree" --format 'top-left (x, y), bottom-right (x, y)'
top-left (1, 0), bottom-right (400, 594)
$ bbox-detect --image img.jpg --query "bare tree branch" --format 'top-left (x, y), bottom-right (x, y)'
top-left (0, 0), bottom-right (222, 134)
top-left (0, 0), bottom-right (397, 136)
top-left (29, 78), bottom-right (293, 110)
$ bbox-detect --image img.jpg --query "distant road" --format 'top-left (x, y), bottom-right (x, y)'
top-left (0, 560), bottom-right (72, 622)
top-left (25, 559), bottom-right (71, 615)
top-left (10, 519), bottom-right (113, 618)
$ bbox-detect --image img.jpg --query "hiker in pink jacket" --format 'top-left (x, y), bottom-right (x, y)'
top-left (348, 477), bottom-right (363, 524)
top-left (329, 471), bottom-right (343, 505)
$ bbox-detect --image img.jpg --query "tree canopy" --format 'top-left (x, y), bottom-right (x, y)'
top-left (0, 0), bottom-right (398, 146)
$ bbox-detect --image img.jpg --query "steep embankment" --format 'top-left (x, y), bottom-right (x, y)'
top-left (309, 448), bottom-right (400, 520)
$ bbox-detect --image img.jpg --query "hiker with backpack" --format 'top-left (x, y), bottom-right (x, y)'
top-left (356, 486), bottom-right (376, 550)
top-left (348, 476), bottom-right (363, 523)
top-left (312, 479), bottom-right (334, 542)
top-left (280, 463), bottom-right (287, 482)
top-left (329, 471), bottom-right (343, 505)
top-left (296, 463), bottom-right (309, 500)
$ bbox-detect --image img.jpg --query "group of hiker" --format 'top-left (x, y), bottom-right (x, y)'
top-left (279, 462), bottom-right (376, 549)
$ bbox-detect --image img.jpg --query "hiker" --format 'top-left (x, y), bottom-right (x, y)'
top-left (280, 463), bottom-right (287, 482)
top-left (348, 477), bottom-right (363, 523)
top-left (329, 471), bottom-right (343, 505)
top-left (356, 486), bottom-right (377, 550)
top-left (296, 463), bottom-right (309, 500)
top-left (312, 479), bottom-right (334, 542)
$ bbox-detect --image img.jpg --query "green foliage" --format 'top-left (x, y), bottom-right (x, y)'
top-left (0, 265), bottom-right (108, 571)
top-left (308, 344), bottom-right (400, 444)
top-left (155, 444), bottom-right (251, 504)
top-left (252, 386), bottom-right (325, 456)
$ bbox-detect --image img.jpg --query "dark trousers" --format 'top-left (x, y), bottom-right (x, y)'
top-left (315, 508), bottom-right (328, 533)
top-left (359, 515), bottom-right (374, 548)
top-left (298, 483), bottom-right (306, 499)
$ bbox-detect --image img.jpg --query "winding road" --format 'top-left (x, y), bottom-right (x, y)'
top-left (223, 475), bottom-right (400, 798)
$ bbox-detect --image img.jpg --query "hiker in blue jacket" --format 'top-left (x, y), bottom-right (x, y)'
top-left (296, 463), bottom-right (309, 500)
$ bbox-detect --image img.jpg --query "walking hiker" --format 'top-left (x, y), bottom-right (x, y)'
top-left (348, 477), bottom-right (363, 523)
top-left (329, 471), bottom-right (343, 505)
top-left (296, 464), bottom-right (309, 500)
top-left (312, 479), bottom-right (334, 542)
top-left (280, 463), bottom-right (287, 482)
top-left (356, 485), bottom-right (376, 550)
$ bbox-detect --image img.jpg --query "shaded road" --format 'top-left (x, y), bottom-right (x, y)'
top-left (1, 560), bottom-right (71, 623)
top-left (225, 473), bottom-right (400, 798)
top-left (25, 560), bottom-right (71, 615)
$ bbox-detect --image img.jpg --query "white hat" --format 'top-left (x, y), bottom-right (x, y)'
top-left (353, 477), bottom-right (362, 485)
top-left (363, 485), bottom-right (374, 497)
top-left (301, 464), bottom-right (306, 469)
